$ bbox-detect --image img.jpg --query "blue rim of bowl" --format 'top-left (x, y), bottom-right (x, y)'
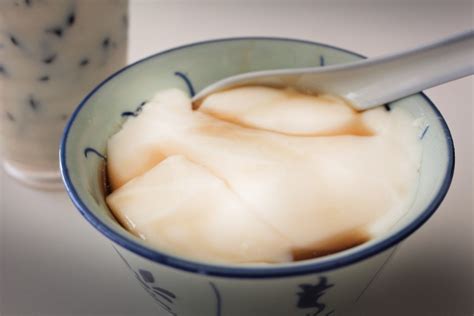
top-left (60, 37), bottom-right (455, 279)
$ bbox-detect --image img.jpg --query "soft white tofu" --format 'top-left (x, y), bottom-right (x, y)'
top-left (107, 155), bottom-right (292, 263)
top-left (106, 87), bottom-right (422, 263)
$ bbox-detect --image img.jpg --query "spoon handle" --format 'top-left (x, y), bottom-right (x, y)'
top-left (325, 30), bottom-right (474, 110)
top-left (193, 31), bottom-right (474, 111)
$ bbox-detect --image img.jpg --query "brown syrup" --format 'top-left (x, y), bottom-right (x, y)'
top-left (195, 85), bottom-right (374, 137)
top-left (202, 105), bottom-right (374, 137)
top-left (292, 229), bottom-right (370, 261)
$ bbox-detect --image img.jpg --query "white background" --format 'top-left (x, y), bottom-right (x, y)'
top-left (1, 1), bottom-right (473, 315)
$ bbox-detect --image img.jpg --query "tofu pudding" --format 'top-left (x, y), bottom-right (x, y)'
top-left (106, 87), bottom-right (422, 264)
top-left (0, 0), bottom-right (128, 187)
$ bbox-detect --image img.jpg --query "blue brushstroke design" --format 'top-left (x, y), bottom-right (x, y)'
top-left (113, 247), bottom-right (177, 315)
top-left (175, 71), bottom-right (196, 97)
top-left (355, 247), bottom-right (398, 302)
top-left (121, 111), bottom-right (136, 117)
top-left (153, 286), bottom-right (177, 299)
top-left (209, 282), bottom-right (222, 316)
top-left (420, 125), bottom-right (430, 140)
top-left (139, 269), bottom-right (155, 283)
top-left (113, 245), bottom-right (134, 269)
top-left (151, 288), bottom-right (174, 304)
top-left (320, 55), bottom-right (325, 66)
top-left (121, 100), bottom-right (147, 117)
top-left (84, 147), bottom-right (107, 161)
top-left (136, 274), bottom-right (174, 314)
top-left (297, 276), bottom-right (333, 315)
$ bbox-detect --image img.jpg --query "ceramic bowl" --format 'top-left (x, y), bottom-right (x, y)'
top-left (60, 38), bottom-right (454, 316)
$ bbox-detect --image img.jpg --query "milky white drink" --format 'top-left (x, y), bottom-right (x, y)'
top-left (106, 86), bottom-right (422, 264)
top-left (0, 0), bottom-right (128, 187)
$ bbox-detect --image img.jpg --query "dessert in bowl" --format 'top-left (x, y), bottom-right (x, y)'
top-left (60, 38), bottom-right (454, 316)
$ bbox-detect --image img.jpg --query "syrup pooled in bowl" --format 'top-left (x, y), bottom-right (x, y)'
top-left (105, 86), bottom-right (422, 264)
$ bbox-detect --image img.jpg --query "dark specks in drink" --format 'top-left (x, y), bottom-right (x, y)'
top-left (38, 75), bottom-right (50, 82)
top-left (6, 112), bottom-right (15, 122)
top-left (79, 58), bottom-right (90, 67)
top-left (28, 95), bottom-right (40, 111)
top-left (66, 12), bottom-right (76, 27)
top-left (9, 35), bottom-right (19, 47)
top-left (61, 114), bottom-right (69, 121)
top-left (46, 27), bottom-right (63, 38)
top-left (24, 0), bottom-right (31, 7)
top-left (102, 37), bottom-right (110, 49)
top-left (122, 14), bottom-right (128, 27)
top-left (0, 65), bottom-right (8, 76)
top-left (43, 54), bottom-right (57, 64)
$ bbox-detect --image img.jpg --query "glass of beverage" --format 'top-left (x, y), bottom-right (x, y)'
top-left (0, 0), bottom-right (128, 189)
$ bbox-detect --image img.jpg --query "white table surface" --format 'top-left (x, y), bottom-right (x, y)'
top-left (1, 1), bottom-right (473, 315)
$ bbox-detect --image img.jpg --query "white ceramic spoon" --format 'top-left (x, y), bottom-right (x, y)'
top-left (193, 30), bottom-right (474, 111)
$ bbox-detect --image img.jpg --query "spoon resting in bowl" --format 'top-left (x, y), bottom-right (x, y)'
top-left (192, 30), bottom-right (474, 111)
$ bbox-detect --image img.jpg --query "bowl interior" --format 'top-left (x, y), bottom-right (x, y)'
top-left (61, 38), bottom-right (453, 277)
